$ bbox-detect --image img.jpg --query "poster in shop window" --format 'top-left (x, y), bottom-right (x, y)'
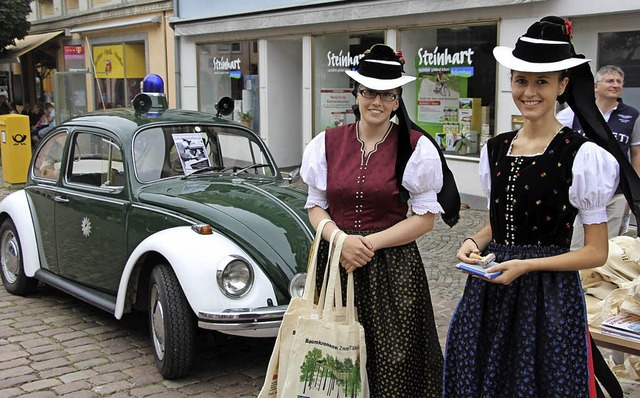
top-left (415, 47), bottom-right (475, 140)
top-left (320, 88), bottom-right (356, 131)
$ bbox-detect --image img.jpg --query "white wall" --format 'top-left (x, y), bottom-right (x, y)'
top-left (261, 39), bottom-right (303, 168)
top-left (178, 38), bottom-right (198, 111)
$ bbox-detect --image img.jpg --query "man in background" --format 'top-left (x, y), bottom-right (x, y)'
top-left (557, 65), bottom-right (640, 249)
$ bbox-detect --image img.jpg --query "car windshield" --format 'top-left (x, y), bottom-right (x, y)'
top-left (132, 125), bottom-right (276, 182)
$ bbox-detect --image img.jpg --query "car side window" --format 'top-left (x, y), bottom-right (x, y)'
top-left (33, 131), bottom-right (68, 180)
top-left (68, 132), bottom-right (125, 189)
top-left (134, 127), bottom-right (166, 182)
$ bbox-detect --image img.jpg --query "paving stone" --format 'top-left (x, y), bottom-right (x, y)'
top-left (73, 357), bottom-right (110, 370)
top-left (39, 365), bottom-right (77, 379)
top-left (14, 392), bottom-right (56, 398)
top-left (20, 378), bottom-right (62, 392)
top-left (59, 369), bottom-right (100, 384)
top-left (0, 387), bottom-right (24, 398)
top-left (30, 357), bottom-right (71, 371)
top-left (91, 379), bottom-right (136, 395)
top-left (51, 380), bottom-right (92, 395)
top-left (129, 385), bottom-right (168, 397)
top-left (0, 373), bottom-right (40, 389)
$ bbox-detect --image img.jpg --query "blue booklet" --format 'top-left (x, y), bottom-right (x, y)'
top-left (456, 262), bottom-right (502, 279)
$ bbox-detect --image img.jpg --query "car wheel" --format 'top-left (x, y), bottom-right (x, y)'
top-left (148, 263), bottom-right (195, 379)
top-left (0, 219), bottom-right (37, 296)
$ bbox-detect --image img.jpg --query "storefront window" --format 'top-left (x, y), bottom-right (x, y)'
top-left (312, 32), bottom-right (384, 134)
top-left (197, 41), bottom-right (259, 131)
top-left (400, 24), bottom-right (497, 156)
top-left (92, 43), bottom-right (146, 109)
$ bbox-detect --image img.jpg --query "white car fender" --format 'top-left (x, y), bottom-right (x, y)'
top-left (114, 226), bottom-right (279, 319)
top-left (0, 191), bottom-right (41, 277)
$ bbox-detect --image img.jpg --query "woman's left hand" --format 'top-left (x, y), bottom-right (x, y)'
top-left (483, 259), bottom-right (530, 285)
top-left (339, 234), bottom-right (374, 273)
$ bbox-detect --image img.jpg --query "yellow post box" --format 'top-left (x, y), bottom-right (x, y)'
top-left (0, 114), bottom-right (31, 184)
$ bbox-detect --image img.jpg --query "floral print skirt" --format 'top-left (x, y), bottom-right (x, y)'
top-left (316, 236), bottom-right (443, 397)
top-left (444, 243), bottom-right (594, 397)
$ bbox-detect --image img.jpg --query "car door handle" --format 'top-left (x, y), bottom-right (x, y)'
top-left (54, 196), bottom-right (69, 203)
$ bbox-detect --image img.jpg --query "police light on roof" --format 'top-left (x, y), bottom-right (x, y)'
top-left (132, 74), bottom-right (168, 116)
top-left (142, 74), bottom-right (164, 94)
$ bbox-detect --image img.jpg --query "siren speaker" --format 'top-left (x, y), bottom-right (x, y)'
top-left (215, 97), bottom-right (234, 117)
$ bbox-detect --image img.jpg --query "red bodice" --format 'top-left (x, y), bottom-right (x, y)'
top-left (325, 123), bottom-right (419, 230)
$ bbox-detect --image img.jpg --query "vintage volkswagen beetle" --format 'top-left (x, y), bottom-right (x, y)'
top-left (0, 84), bottom-right (313, 379)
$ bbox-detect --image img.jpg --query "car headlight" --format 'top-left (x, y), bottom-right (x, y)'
top-left (289, 272), bottom-right (306, 298)
top-left (216, 256), bottom-right (254, 298)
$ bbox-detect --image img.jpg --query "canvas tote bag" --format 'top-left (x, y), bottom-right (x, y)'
top-left (280, 232), bottom-right (369, 398)
top-left (259, 219), bottom-right (338, 397)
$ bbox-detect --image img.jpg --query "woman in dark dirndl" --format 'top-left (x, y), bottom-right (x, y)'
top-left (444, 16), bottom-right (621, 397)
top-left (301, 44), bottom-right (459, 397)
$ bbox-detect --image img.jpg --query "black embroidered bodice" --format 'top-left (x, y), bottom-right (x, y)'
top-left (486, 128), bottom-right (587, 247)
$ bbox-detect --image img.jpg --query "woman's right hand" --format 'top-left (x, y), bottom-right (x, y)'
top-left (339, 234), bottom-right (374, 273)
top-left (456, 239), bottom-right (481, 263)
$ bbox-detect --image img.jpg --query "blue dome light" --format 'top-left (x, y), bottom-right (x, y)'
top-left (142, 74), bottom-right (164, 94)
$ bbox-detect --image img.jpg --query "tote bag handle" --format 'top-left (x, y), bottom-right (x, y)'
top-left (303, 220), bottom-right (342, 314)
top-left (322, 232), bottom-right (357, 325)
top-left (302, 218), bottom-right (332, 301)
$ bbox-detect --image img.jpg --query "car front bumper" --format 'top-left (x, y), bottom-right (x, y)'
top-left (197, 305), bottom-right (287, 332)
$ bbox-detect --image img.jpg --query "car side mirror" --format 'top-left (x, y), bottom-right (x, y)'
top-left (282, 167), bottom-right (300, 184)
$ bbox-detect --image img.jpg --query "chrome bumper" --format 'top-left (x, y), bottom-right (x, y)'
top-left (197, 305), bottom-right (287, 331)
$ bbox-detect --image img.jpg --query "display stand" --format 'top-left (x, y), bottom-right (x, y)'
top-left (591, 325), bottom-right (640, 357)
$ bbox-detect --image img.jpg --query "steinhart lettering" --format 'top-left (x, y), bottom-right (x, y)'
top-left (327, 51), bottom-right (363, 68)
top-left (418, 47), bottom-right (474, 67)
top-left (210, 57), bottom-right (242, 70)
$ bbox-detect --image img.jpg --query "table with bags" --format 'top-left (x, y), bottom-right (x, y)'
top-left (582, 236), bottom-right (640, 376)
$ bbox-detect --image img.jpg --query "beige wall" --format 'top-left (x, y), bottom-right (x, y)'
top-left (72, 10), bottom-right (175, 111)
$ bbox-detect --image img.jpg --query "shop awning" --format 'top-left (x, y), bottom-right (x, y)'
top-left (0, 30), bottom-right (64, 64)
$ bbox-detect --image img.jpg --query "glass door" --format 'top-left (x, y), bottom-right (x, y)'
top-left (53, 70), bottom-right (92, 125)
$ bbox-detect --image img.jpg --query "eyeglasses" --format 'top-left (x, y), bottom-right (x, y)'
top-left (358, 89), bottom-right (398, 102)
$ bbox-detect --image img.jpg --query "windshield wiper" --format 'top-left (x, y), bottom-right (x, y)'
top-left (181, 166), bottom-right (225, 179)
top-left (232, 164), bottom-right (269, 175)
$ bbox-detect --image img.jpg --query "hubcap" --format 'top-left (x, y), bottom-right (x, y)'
top-left (150, 284), bottom-right (166, 360)
top-left (1, 230), bottom-right (19, 284)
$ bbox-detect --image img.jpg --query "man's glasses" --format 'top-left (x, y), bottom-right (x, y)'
top-left (358, 89), bottom-right (398, 102)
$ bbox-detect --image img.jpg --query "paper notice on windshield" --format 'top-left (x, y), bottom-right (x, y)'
top-left (171, 133), bottom-right (211, 175)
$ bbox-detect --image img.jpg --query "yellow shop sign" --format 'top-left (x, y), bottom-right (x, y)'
top-left (92, 44), bottom-right (145, 79)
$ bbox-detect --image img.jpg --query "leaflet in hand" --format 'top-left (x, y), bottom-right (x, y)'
top-left (456, 261), bottom-right (502, 279)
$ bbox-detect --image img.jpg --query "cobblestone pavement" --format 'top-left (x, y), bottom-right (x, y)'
top-left (0, 175), bottom-right (485, 397)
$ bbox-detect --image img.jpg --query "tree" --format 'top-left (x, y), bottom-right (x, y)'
top-left (0, 0), bottom-right (32, 55)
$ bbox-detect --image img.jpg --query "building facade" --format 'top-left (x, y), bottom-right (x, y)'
top-left (170, 0), bottom-right (640, 208)
top-left (0, 0), bottom-right (174, 125)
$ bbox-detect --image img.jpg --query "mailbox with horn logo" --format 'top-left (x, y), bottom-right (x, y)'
top-left (0, 114), bottom-right (31, 184)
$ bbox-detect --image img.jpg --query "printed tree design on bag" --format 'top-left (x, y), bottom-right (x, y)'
top-left (299, 348), bottom-right (362, 397)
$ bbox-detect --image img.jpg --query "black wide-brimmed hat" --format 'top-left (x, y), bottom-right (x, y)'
top-left (345, 44), bottom-right (415, 90)
top-left (493, 16), bottom-right (590, 72)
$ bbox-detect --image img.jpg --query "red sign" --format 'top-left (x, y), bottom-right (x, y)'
top-left (64, 45), bottom-right (85, 60)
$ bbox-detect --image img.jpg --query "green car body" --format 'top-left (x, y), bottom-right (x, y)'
top-left (0, 106), bottom-right (313, 378)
